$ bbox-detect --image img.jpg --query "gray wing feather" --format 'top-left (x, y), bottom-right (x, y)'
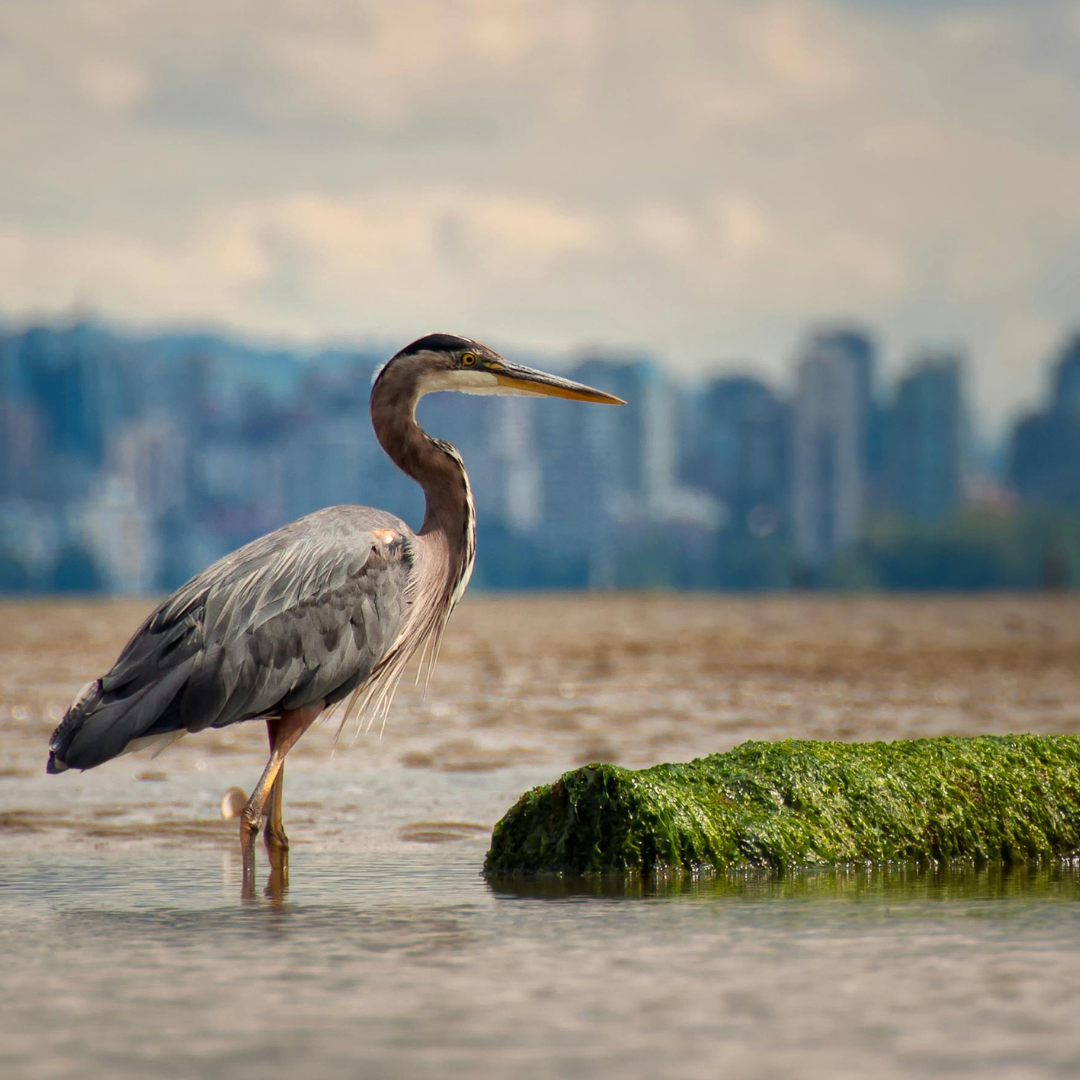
top-left (49, 506), bottom-right (415, 771)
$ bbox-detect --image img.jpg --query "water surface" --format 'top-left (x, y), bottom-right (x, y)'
top-left (3, 595), bottom-right (1080, 1077)
top-left (3, 852), bottom-right (1080, 1079)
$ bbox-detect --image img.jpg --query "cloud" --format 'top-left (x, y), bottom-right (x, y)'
top-left (711, 196), bottom-right (775, 256)
top-left (0, 183), bottom-right (913, 347)
top-left (0, 190), bottom-right (606, 335)
top-left (0, 0), bottom-right (1078, 425)
top-left (757, 1), bottom-right (863, 93)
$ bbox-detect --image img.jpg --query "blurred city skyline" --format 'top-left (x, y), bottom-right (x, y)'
top-left (3, 314), bottom-right (1079, 594)
top-left (2, 1), bottom-right (1079, 430)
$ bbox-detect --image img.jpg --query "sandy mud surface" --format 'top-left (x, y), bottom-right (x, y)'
top-left (2, 594), bottom-right (1079, 854)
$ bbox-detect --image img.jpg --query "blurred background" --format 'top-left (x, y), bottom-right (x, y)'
top-left (1, 0), bottom-right (1079, 594)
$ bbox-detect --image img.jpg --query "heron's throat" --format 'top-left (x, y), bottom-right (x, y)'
top-left (369, 373), bottom-right (476, 601)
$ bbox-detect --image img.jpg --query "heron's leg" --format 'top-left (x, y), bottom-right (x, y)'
top-left (264, 764), bottom-right (288, 852)
top-left (240, 753), bottom-right (285, 894)
top-left (239, 704), bottom-right (321, 894)
top-left (264, 843), bottom-right (289, 903)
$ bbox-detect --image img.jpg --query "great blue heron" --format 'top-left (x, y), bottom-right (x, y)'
top-left (47, 333), bottom-right (622, 887)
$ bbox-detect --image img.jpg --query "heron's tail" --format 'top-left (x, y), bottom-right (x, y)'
top-left (47, 679), bottom-right (102, 773)
top-left (47, 662), bottom-right (194, 773)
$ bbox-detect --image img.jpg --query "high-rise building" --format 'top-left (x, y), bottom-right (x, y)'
top-left (886, 354), bottom-right (965, 522)
top-left (683, 376), bottom-right (788, 537)
top-left (81, 475), bottom-right (156, 594)
top-left (790, 334), bottom-right (868, 566)
top-left (483, 399), bottom-right (543, 535)
top-left (1052, 335), bottom-right (1080, 415)
top-left (571, 358), bottom-right (671, 504)
top-left (531, 377), bottom-right (608, 563)
top-left (1010, 334), bottom-right (1080, 508)
top-left (529, 355), bottom-right (718, 583)
top-left (530, 357), bottom-right (651, 578)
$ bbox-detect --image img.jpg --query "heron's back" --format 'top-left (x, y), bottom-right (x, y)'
top-left (48, 506), bottom-right (416, 772)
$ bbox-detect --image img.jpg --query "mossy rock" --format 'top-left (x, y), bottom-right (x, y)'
top-left (484, 736), bottom-right (1080, 876)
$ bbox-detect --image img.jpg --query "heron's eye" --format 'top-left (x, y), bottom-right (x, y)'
top-left (461, 353), bottom-right (477, 367)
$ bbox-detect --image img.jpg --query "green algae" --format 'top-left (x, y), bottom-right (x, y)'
top-left (484, 736), bottom-right (1080, 876)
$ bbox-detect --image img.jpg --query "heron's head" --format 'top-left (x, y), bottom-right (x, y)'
top-left (377, 333), bottom-right (625, 405)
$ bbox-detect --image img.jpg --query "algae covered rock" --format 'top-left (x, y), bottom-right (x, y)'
top-left (484, 736), bottom-right (1080, 876)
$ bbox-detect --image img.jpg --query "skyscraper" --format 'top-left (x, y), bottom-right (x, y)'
top-left (1052, 335), bottom-right (1080, 415)
top-left (683, 375), bottom-right (788, 537)
top-left (533, 356), bottom-right (663, 581)
top-left (887, 354), bottom-right (965, 522)
top-left (791, 332), bottom-right (870, 566)
top-left (1010, 334), bottom-right (1080, 508)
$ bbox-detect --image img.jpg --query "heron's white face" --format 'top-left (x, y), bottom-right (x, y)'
top-left (416, 361), bottom-right (503, 397)
top-left (413, 345), bottom-right (625, 404)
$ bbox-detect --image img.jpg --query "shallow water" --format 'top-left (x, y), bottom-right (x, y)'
top-left (4, 852), bottom-right (1080, 1079)
top-left (4, 595), bottom-right (1080, 1077)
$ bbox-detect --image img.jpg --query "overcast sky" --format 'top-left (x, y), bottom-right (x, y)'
top-left (1, 0), bottom-right (1078, 430)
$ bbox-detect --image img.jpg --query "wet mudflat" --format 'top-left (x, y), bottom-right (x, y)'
top-left (2, 594), bottom-right (1080, 1078)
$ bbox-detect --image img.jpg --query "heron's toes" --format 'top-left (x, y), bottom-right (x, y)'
top-left (239, 808), bottom-right (263, 864)
top-left (263, 826), bottom-right (289, 853)
top-left (240, 806), bottom-right (261, 837)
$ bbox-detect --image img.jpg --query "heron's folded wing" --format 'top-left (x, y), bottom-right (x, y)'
top-left (183, 525), bottom-right (413, 731)
top-left (51, 507), bottom-right (415, 769)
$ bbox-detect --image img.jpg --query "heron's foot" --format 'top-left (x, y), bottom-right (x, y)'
top-left (239, 809), bottom-right (261, 900)
top-left (263, 823), bottom-right (289, 854)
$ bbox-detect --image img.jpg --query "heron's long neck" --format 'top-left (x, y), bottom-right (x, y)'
top-left (370, 374), bottom-right (475, 601)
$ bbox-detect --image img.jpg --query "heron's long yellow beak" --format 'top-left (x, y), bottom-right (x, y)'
top-left (492, 362), bottom-right (625, 404)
